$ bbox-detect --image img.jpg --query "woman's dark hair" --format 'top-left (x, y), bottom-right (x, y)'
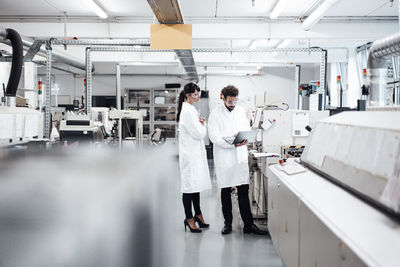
top-left (176, 82), bottom-right (200, 122)
top-left (221, 85), bottom-right (239, 99)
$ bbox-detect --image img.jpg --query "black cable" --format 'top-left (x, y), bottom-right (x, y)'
top-left (2, 83), bottom-right (5, 104)
top-left (124, 119), bottom-right (133, 137)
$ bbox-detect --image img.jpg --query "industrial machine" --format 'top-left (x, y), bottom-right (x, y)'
top-left (109, 109), bottom-right (143, 149)
top-left (59, 112), bottom-right (102, 144)
top-left (0, 27), bottom-right (42, 148)
top-left (267, 111), bottom-right (400, 267)
top-left (248, 108), bottom-right (329, 218)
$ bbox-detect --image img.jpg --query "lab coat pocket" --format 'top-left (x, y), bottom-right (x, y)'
top-left (236, 146), bottom-right (248, 164)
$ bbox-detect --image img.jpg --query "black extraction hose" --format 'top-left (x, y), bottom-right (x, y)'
top-left (5, 28), bottom-right (23, 97)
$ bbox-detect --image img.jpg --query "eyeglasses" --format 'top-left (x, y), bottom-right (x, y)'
top-left (190, 93), bottom-right (200, 97)
top-left (226, 100), bottom-right (239, 105)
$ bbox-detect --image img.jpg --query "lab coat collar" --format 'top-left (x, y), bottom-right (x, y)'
top-left (183, 102), bottom-right (195, 110)
top-left (220, 103), bottom-right (236, 114)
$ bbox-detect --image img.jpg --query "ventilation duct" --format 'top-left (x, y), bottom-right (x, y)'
top-left (367, 32), bottom-right (400, 106)
top-left (0, 27), bottom-right (23, 107)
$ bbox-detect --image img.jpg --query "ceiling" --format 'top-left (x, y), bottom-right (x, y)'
top-left (0, 0), bottom-right (397, 18)
top-left (1, 0), bottom-right (399, 76)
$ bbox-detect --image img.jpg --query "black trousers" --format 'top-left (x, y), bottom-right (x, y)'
top-left (182, 192), bottom-right (202, 219)
top-left (221, 184), bottom-right (253, 227)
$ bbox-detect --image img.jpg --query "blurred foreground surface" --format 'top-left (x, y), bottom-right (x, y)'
top-left (0, 145), bottom-right (178, 267)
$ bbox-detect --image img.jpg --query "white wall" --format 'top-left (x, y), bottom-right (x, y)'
top-left (46, 65), bottom-right (318, 112)
top-left (201, 67), bottom-right (298, 112)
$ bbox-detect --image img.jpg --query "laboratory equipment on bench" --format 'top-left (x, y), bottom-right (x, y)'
top-left (109, 109), bottom-right (143, 149)
top-left (59, 112), bottom-right (101, 144)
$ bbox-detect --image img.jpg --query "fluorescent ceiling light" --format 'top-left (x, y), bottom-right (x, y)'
top-left (271, 39), bottom-right (292, 57)
top-left (204, 71), bottom-right (259, 76)
top-left (276, 39), bottom-right (292, 49)
top-left (84, 0), bottom-right (108, 19)
top-left (203, 67), bottom-right (259, 75)
top-left (249, 39), bottom-right (281, 49)
top-left (120, 62), bottom-right (179, 67)
top-left (270, 0), bottom-right (290, 19)
top-left (302, 0), bottom-right (341, 31)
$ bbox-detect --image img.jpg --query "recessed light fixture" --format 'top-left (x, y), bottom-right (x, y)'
top-left (271, 39), bottom-right (292, 57)
top-left (83, 0), bottom-right (108, 19)
top-left (270, 0), bottom-right (290, 19)
top-left (302, 0), bottom-right (341, 31)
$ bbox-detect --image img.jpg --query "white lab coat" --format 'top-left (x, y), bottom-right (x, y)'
top-left (178, 102), bottom-right (212, 193)
top-left (208, 104), bottom-right (251, 188)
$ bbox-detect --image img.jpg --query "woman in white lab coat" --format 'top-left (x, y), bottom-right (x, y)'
top-left (177, 82), bottom-right (211, 233)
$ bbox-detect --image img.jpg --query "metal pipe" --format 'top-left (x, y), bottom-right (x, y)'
top-left (116, 64), bottom-right (121, 110)
top-left (367, 32), bottom-right (400, 106)
top-left (296, 65), bottom-right (301, 109)
top-left (0, 27), bottom-right (92, 72)
top-left (48, 39), bottom-right (150, 46)
top-left (45, 46), bottom-right (52, 139)
top-left (0, 27), bottom-right (6, 39)
top-left (6, 96), bottom-right (16, 107)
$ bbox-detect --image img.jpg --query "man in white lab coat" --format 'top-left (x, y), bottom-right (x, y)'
top-left (208, 85), bottom-right (268, 235)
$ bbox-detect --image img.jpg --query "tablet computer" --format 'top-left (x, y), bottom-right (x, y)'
top-left (223, 130), bottom-right (258, 145)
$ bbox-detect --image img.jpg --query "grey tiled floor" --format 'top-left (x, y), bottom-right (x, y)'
top-left (172, 160), bottom-right (283, 267)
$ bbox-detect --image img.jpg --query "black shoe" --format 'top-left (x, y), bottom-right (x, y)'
top-left (184, 219), bottom-right (202, 233)
top-left (243, 224), bottom-right (269, 235)
top-left (221, 225), bottom-right (232, 235)
top-left (194, 214), bottom-right (210, 228)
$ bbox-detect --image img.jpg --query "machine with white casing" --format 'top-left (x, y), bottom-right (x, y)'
top-left (267, 111), bottom-right (400, 267)
top-left (0, 106), bottom-right (41, 147)
top-left (249, 109), bottom-right (329, 218)
top-left (0, 27), bottom-right (42, 148)
top-left (59, 112), bottom-right (101, 143)
top-left (261, 109), bottom-right (329, 155)
top-left (109, 109), bottom-right (143, 149)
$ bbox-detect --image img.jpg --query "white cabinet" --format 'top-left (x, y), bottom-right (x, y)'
top-left (299, 203), bottom-right (365, 267)
top-left (267, 165), bottom-right (377, 267)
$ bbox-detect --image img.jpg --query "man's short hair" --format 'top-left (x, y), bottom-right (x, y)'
top-left (221, 85), bottom-right (239, 99)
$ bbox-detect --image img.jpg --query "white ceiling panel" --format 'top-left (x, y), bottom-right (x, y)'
top-left (180, 0), bottom-right (217, 17)
top-left (277, 0), bottom-right (317, 17)
top-left (0, 0), bottom-right (398, 18)
top-left (217, 0), bottom-right (274, 16)
top-left (325, 0), bottom-right (399, 17)
top-left (0, 0), bottom-right (93, 16)
top-left (99, 0), bottom-right (153, 17)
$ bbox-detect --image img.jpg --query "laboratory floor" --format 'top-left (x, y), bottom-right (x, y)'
top-left (172, 160), bottom-right (283, 267)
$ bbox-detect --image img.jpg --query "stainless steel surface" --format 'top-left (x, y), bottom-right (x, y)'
top-left (22, 37), bottom-right (89, 71)
top-left (320, 50), bottom-right (327, 110)
top-left (147, 0), bottom-right (183, 24)
top-left (295, 65), bottom-right (300, 109)
top-left (116, 64), bottom-right (121, 110)
top-left (0, 28), bottom-right (91, 71)
top-left (367, 32), bottom-right (400, 106)
top-left (23, 40), bottom-right (42, 61)
top-left (50, 39), bottom-right (150, 46)
top-left (87, 47), bottom-right (324, 53)
top-left (45, 47), bottom-right (52, 139)
top-left (84, 46), bottom-right (325, 117)
top-left (0, 26), bottom-right (6, 40)
top-left (85, 48), bottom-right (92, 114)
top-left (5, 96), bottom-right (16, 107)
